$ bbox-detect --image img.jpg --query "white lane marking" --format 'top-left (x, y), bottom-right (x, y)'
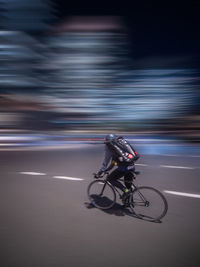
top-left (164, 190), bottom-right (200, 199)
top-left (53, 176), bottom-right (84, 181)
top-left (135, 164), bottom-right (148, 166)
top-left (19, 172), bottom-right (83, 180)
top-left (20, 172), bottom-right (46, 176)
top-left (160, 165), bottom-right (194, 170)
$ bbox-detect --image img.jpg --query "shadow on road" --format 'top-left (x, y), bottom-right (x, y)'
top-left (84, 202), bottom-right (162, 223)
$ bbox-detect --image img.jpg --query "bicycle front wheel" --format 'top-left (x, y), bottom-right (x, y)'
top-left (130, 186), bottom-right (168, 221)
top-left (87, 179), bottom-right (116, 210)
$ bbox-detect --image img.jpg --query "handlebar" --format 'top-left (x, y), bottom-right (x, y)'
top-left (93, 172), bottom-right (109, 179)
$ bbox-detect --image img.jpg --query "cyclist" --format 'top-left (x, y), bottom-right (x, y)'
top-left (95, 134), bottom-right (140, 204)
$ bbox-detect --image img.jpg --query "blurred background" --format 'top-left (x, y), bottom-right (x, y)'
top-left (0, 0), bottom-right (200, 143)
top-left (1, 3), bottom-right (200, 267)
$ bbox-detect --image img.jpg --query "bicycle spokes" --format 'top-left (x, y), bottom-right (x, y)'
top-left (130, 186), bottom-right (168, 221)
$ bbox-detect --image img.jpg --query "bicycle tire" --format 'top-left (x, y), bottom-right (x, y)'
top-left (130, 186), bottom-right (168, 221)
top-left (87, 179), bottom-right (116, 210)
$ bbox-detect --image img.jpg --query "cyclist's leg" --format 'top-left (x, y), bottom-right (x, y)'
top-left (124, 171), bottom-right (134, 190)
top-left (107, 169), bottom-right (125, 191)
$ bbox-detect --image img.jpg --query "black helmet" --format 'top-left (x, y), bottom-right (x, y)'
top-left (104, 134), bottom-right (116, 144)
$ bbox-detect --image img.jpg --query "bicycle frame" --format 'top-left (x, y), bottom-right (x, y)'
top-left (102, 172), bottom-right (139, 199)
top-left (102, 172), bottom-right (150, 209)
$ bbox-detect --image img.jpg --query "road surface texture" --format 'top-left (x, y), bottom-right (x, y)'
top-left (1, 145), bottom-right (200, 267)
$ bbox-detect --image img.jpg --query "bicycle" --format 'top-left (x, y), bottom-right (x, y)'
top-left (87, 171), bottom-right (168, 222)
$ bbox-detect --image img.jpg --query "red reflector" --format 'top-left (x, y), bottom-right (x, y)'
top-left (128, 154), bottom-right (134, 159)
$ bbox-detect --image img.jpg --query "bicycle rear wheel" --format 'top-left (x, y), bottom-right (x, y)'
top-left (87, 179), bottom-right (116, 210)
top-left (130, 186), bottom-right (168, 221)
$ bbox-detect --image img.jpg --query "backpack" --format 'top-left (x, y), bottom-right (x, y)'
top-left (108, 136), bottom-right (139, 164)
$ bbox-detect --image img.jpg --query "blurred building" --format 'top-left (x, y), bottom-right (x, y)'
top-left (0, 0), bottom-right (57, 129)
top-left (0, 0), bottom-right (57, 93)
top-left (0, 0), bottom-right (56, 33)
top-left (115, 67), bottom-right (198, 129)
top-left (42, 16), bottom-right (130, 129)
top-left (0, 31), bottom-right (44, 93)
top-left (41, 16), bottom-right (199, 132)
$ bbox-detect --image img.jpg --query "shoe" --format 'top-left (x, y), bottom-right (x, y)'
top-left (121, 190), bottom-right (131, 206)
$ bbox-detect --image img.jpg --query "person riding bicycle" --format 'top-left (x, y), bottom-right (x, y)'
top-left (95, 134), bottom-right (140, 204)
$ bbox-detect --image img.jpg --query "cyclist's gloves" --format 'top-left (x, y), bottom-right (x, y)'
top-left (94, 171), bottom-right (103, 178)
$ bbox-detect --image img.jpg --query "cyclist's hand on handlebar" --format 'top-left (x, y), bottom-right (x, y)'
top-left (93, 173), bottom-right (100, 179)
top-left (93, 171), bottom-right (103, 179)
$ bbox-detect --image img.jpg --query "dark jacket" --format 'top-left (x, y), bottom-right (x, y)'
top-left (99, 144), bottom-right (136, 173)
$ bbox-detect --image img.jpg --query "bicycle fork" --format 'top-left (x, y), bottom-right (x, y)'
top-left (99, 181), bottom-right (107, 196)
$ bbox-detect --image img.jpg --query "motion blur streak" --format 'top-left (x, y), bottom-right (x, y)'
top-left (164, 191), bottom-right (200, 199)
top-left (0, 1), bottom-right (199, 143)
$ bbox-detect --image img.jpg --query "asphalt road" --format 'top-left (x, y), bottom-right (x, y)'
top-left (1, 145), bottom-right (200, 267)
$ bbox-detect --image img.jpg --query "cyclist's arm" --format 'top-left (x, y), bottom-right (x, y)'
top-left (105, 160), bottom-right (115, 172)
top-left (98, 145), bottom-right (112, 173)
